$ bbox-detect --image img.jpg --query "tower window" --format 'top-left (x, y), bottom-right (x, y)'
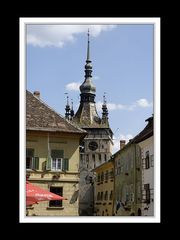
top-left (92, 154), bottom-right (96, 168)
top-left (145, 151), bottom-right (150, 169)
top-left (144, 184), bottom-right (150, 203)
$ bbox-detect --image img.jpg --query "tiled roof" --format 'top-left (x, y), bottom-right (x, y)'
top-left (113, 116), bottom-right (153, 156)
top-left (26, 90), bottom-right (87, 134)
top-left (132, 116), bottom-right (153, 143)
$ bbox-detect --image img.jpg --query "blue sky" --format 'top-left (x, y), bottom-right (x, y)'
top-left (26, 24), bottom-right (153, 153)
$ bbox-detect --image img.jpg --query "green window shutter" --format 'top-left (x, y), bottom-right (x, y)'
top-left (46, 156), bottom-right (51, 170)
top-left (62, 159), bottom-right (65, 171)
top-left (51, 150), bottom-right (64, 158)
top-left (64, 158), bottom-right (69, 171)
top-left (34, 157), bottom-right (39, 170)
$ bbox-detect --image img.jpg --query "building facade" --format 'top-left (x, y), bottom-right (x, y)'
top-left (65, 31), bottom-right (113, 216)
top-left (93, 159), bottom-right (114, 216)
top-left (133, 116), bottom-right (154, 216)
top-left (114, 141), bottom-right (142, 216)
top-left (26, 90), bottom-right (86, 216)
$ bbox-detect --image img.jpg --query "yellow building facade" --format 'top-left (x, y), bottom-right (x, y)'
top-left (93, 160), bottom-right (114, 216)
top-left (26, 91), bottom-right (86, 216)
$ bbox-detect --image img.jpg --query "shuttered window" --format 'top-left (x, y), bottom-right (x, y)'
top-left (26, 148), bottom-right (39, 170)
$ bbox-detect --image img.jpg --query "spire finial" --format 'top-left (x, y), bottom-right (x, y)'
top-left (65, 93), bottom-right (69, 105)
top-left (87, 28), bottom-right (90, 61)
top-left (102, 92), bottom-right (109, 125)
top-left (103, 92), bottom-right (107, 105)
top-left (65, 93), bottom-right (70, 120)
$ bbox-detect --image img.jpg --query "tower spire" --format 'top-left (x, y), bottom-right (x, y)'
top-left (87, 29), bottom-right (90, 61)
top-left (65, 93), bottom-right (70, 120)
top-left (102, 92), bottom-right (109, 126)
top-left (79, 29), bottom-right (96, 97)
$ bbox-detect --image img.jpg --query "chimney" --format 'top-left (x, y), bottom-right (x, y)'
top-left (33, 91), bottom-right (40, 99)
top-left (120, 140), bottom-right (126, 149)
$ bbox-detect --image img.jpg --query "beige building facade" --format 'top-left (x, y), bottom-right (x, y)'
top-left (93, 160), bottom-right (114, 216)
top-left (26, 90), bottom-right (86, 216)
top-left (114, 142), bottom-right (142, 216)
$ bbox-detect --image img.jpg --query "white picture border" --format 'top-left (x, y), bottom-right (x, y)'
top-left (20, 17), bottom-right (160, 223)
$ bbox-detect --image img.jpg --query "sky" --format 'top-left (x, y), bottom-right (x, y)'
top-left (26, 24), bottom-right (154, 153)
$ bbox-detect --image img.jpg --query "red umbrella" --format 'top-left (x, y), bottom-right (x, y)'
top-left (26, 182), bottom-right (67, 206)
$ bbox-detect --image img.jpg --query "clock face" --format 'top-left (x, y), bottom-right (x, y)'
top-left (88, 141), bottom-right (98, 151)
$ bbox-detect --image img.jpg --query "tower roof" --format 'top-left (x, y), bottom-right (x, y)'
top-left (79, 29), bottom-right (96, 94)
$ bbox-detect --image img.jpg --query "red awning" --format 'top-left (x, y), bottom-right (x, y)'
top-left (26, 182), bottom-right (67, 206)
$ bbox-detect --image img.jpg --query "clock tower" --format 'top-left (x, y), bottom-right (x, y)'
top-left (67, 30), bottom-right (113, 215)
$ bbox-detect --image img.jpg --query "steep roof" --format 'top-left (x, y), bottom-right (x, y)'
top-left (112, 116), bottom-right (153, 157)
top-left (132, 116), bottom-right (153, 143)
top-left (26, 90), bottom-right (87, 135)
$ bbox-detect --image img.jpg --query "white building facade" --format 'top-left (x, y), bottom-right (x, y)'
top-left (134, 116), bottom-right (154, 216)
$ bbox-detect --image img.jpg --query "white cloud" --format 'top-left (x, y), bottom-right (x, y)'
top-left (96, 101), bottom-right (127, 112)
top-left (96, 98), bottom-right (153, 112)
top-left (65, 82), bottom-right (81, 91)
top-left (112, 133), bottom-right (133, 153)
top-left (27, 25), bottom-right (115, 48)
top-left (136, 98), bottom-right (153, 108)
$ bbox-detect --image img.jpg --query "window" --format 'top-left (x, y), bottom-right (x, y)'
top-left (145, 151), bottom-right (150, 169)
top-left (51, 158), bottom-right (62, 171)
top-left (100, 192), bottom-right (103, 200)
top-left (104, 154), bottom-right (107, 161)
top-left (105, 191), bottom-right (108, 200)
top-left (97, 192), bottom-right (100, 201)
top-left (109, 190), bottom-right (113, 200)
top-left (99, 154), bottom-right (101, 161)
top-left (92, 154), bottom-right (96, 168)
top-left (47, 150), bottom-right (68, 171)
top-left (26, 156), bottom-right (32, 169)
top-left (49, 187), bottom-right (63, 207)
top-left (144, 184), bottom-right (150, 203)
top-left (26, 148), bottom-right (39, 170)
top-left (150, 154), bottom-right (154, 167)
